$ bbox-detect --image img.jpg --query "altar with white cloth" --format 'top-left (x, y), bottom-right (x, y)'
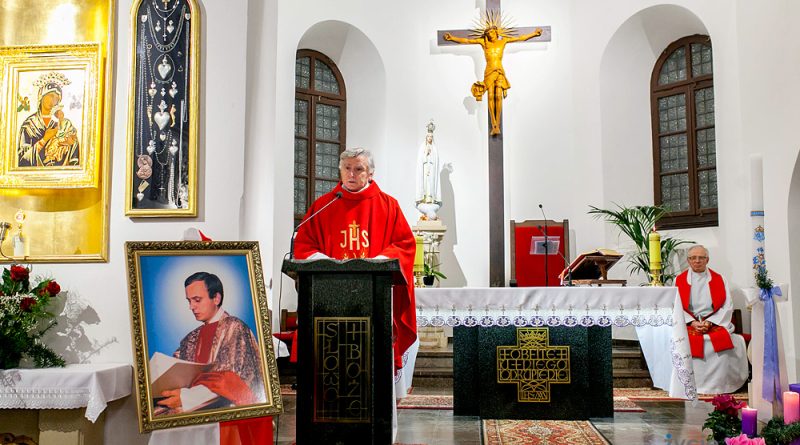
top-left (415, 286), bottom-right (699, 413)
top-left (0, 364), bottom-right (132, 445)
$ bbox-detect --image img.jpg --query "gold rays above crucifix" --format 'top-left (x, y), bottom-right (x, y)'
top-left (443, 10), bottom-right (542, 135)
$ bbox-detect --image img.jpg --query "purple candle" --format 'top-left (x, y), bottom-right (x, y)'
top-left (741, 407), bottom-right (757, 437)
top-left (791, 383), bottom-right (800, 393)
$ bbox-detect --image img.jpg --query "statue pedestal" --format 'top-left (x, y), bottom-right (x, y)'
top-left (418, 326), bottom-right (448, 349)
top-left (412, 220), bottom-right (448, 288)
top-left (412, 220), bottom-right (449, 351)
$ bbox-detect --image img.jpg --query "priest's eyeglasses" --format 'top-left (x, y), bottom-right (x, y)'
top-left (688, 256), bottom-right (708, 261)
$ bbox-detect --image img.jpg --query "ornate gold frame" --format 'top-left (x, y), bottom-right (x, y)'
top-left (0, 44), bottom-right (102, 188)
top-left (0, 0), bottom-right (114, 263)
top-left (125, 0), bottom-right (200, 217)
top-left (126, 241), bottom-right (283, 432)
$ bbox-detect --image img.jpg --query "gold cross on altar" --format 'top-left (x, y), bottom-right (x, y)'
top-left (496, 328), bottom-right (570, 402)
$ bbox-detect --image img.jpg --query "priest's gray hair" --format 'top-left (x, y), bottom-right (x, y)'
top-left (339, 147), bottom-right (375, 173)
top-left (688, 244), bottom-right (709, 258)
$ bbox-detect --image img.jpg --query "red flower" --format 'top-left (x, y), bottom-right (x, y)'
top-left (10, 265), bottom-right (29, 281)
top-left (20, 297), bottom-right (36, 312)
top-left (711, 394), bottom-right (746, 417)
top-left (46, 281), bottom-right (61, 296)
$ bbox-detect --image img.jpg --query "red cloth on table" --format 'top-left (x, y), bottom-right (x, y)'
top-left (293, 181), bottom-right (417, 370)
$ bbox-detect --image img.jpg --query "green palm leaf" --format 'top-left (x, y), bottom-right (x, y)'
top-left (588, 204), bottom-right (691, 284)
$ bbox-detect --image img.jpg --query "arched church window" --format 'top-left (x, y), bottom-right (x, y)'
top-left (650, 35), bottom-right (717, 229)
top-left (294, 50), bottom-right (346, 224)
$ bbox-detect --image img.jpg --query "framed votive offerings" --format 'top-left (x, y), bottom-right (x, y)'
top-left (126, 0), bottom-right (199, 217)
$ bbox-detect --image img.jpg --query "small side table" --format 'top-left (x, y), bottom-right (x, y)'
top-left (0, 364), bottom-right (132, 445)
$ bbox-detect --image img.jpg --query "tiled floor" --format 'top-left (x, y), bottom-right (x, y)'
top-left (274, 386), bottom-right (719, 444)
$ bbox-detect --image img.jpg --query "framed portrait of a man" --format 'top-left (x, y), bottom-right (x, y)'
top-left (126, 241), bottom-right (282, 432)
top-left (0, 43), bottom-right (103, 188)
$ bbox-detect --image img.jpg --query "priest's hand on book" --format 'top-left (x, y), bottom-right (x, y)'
top-left (192, 371), bottom-right (256, 406)
top-left (156, 389), bottom-right (183, 411)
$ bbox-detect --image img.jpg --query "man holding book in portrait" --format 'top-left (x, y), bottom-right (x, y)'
top-left (153, 272), bottom-right (265, 414)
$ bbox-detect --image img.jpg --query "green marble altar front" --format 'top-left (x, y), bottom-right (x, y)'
top-left (453, 325), bottom-right (613, 419)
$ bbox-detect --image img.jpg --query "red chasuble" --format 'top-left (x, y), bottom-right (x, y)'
top-left (293, 181), bottom-right (417, 370)
top-left (676, 269), bottom-right (734, 358)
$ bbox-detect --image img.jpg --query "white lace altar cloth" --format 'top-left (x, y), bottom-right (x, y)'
top-left (0, 363), bottom-right (132, 422)
top-left (415, 286), bottom-right (697, 401)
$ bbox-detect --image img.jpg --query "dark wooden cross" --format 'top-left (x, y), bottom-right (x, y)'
top-left (437, 0), bottom-right (551, 287)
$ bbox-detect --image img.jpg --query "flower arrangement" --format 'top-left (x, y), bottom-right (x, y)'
top-left (0, 264), bottom-right (65, 369)
top-left (725, 434), bottom-right (766, 445)
top-left (753, 242), bottom-right (774, 291)
top-left (703, 394), bottom-right (746, 443)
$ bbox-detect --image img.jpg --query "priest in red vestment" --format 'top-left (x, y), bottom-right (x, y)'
top-left (156, 272), bottom-right (266, 414)
top-left (292, 147), bottom-right (417, 373)
top-left (678, 245), bottom-right (748, 394)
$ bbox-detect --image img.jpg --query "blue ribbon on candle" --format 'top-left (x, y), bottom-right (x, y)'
top-left (760, 285), bottom-right (783, 402)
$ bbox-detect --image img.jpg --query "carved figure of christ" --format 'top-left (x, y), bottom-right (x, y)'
top-left (437, 1), bottom-right (550, 286)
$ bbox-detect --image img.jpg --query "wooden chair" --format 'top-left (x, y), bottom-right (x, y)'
top-left (510, 219), bottom-right (569, 287)
top-left (732, 309), bottom-right (751, 345)
top-left (274, 309), bottom-right (299, 363)
top-left (280, 309), bottom-right (298, 332)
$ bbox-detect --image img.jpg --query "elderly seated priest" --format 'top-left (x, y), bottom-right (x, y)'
top-left (677, 245), bottom-right (748, 394)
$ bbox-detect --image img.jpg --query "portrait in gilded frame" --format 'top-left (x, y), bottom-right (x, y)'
top-left (126, 241), bottom-right (282, 432)
top-left (0, 43), bottom-right (102, 188)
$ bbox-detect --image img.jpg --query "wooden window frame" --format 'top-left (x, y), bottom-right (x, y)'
top-left (294, 49), bottom-right (347, 224)
top-left (650, 35), bottom-right (718, 230)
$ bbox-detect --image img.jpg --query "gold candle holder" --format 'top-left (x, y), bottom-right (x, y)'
top-left (649, 264), bottom-right (663, 286)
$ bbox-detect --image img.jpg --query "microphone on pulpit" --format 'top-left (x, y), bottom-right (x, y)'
top-left (289, 192), bottom-right (343, 259)
top-left (538, 223), bottom-right (573, 287)
top-left (538, 204), bottom-right (549, 287)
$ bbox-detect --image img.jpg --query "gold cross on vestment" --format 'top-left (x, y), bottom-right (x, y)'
top-left (496, 328), bottom-right (570, 402)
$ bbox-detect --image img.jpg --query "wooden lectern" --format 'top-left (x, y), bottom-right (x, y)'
top-left (559, 249), bottom-right (626, 286)
top-left (282, 259), bottom-right (405, 445)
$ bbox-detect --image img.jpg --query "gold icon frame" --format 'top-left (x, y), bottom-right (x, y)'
top-left (0, 0), bottom-right (115, 263)
top-left (0, 43), bottom-right (102, 189)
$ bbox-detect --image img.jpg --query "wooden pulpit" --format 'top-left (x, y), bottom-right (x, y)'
top-left (281, 259), bottom-right (404, 445)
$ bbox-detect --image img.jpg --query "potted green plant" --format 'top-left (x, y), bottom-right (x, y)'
top-left (422, 262), bottom-right (447, 287)
top-left (588, 204), bottom-right (692, 285)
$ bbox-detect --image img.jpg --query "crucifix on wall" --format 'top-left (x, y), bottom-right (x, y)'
top-left (437, 0), bottom-right (551, 286)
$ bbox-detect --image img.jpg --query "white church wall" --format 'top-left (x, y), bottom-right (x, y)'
top-left (734, 0), bottom-right (800, 385)
top-left (27, 1), bottom-right (800, 441)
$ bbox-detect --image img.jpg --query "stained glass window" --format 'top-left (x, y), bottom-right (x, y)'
top-left (293, 50), bottom-right (346, 223)
top-left (651, 35), bottom-right (717, 228)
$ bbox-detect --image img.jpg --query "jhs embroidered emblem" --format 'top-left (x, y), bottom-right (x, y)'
top-left (340, 220), bottom-right (369, 258)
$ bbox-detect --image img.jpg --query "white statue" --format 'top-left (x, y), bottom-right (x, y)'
top-left (415, 120), bottom-right (442, 220)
